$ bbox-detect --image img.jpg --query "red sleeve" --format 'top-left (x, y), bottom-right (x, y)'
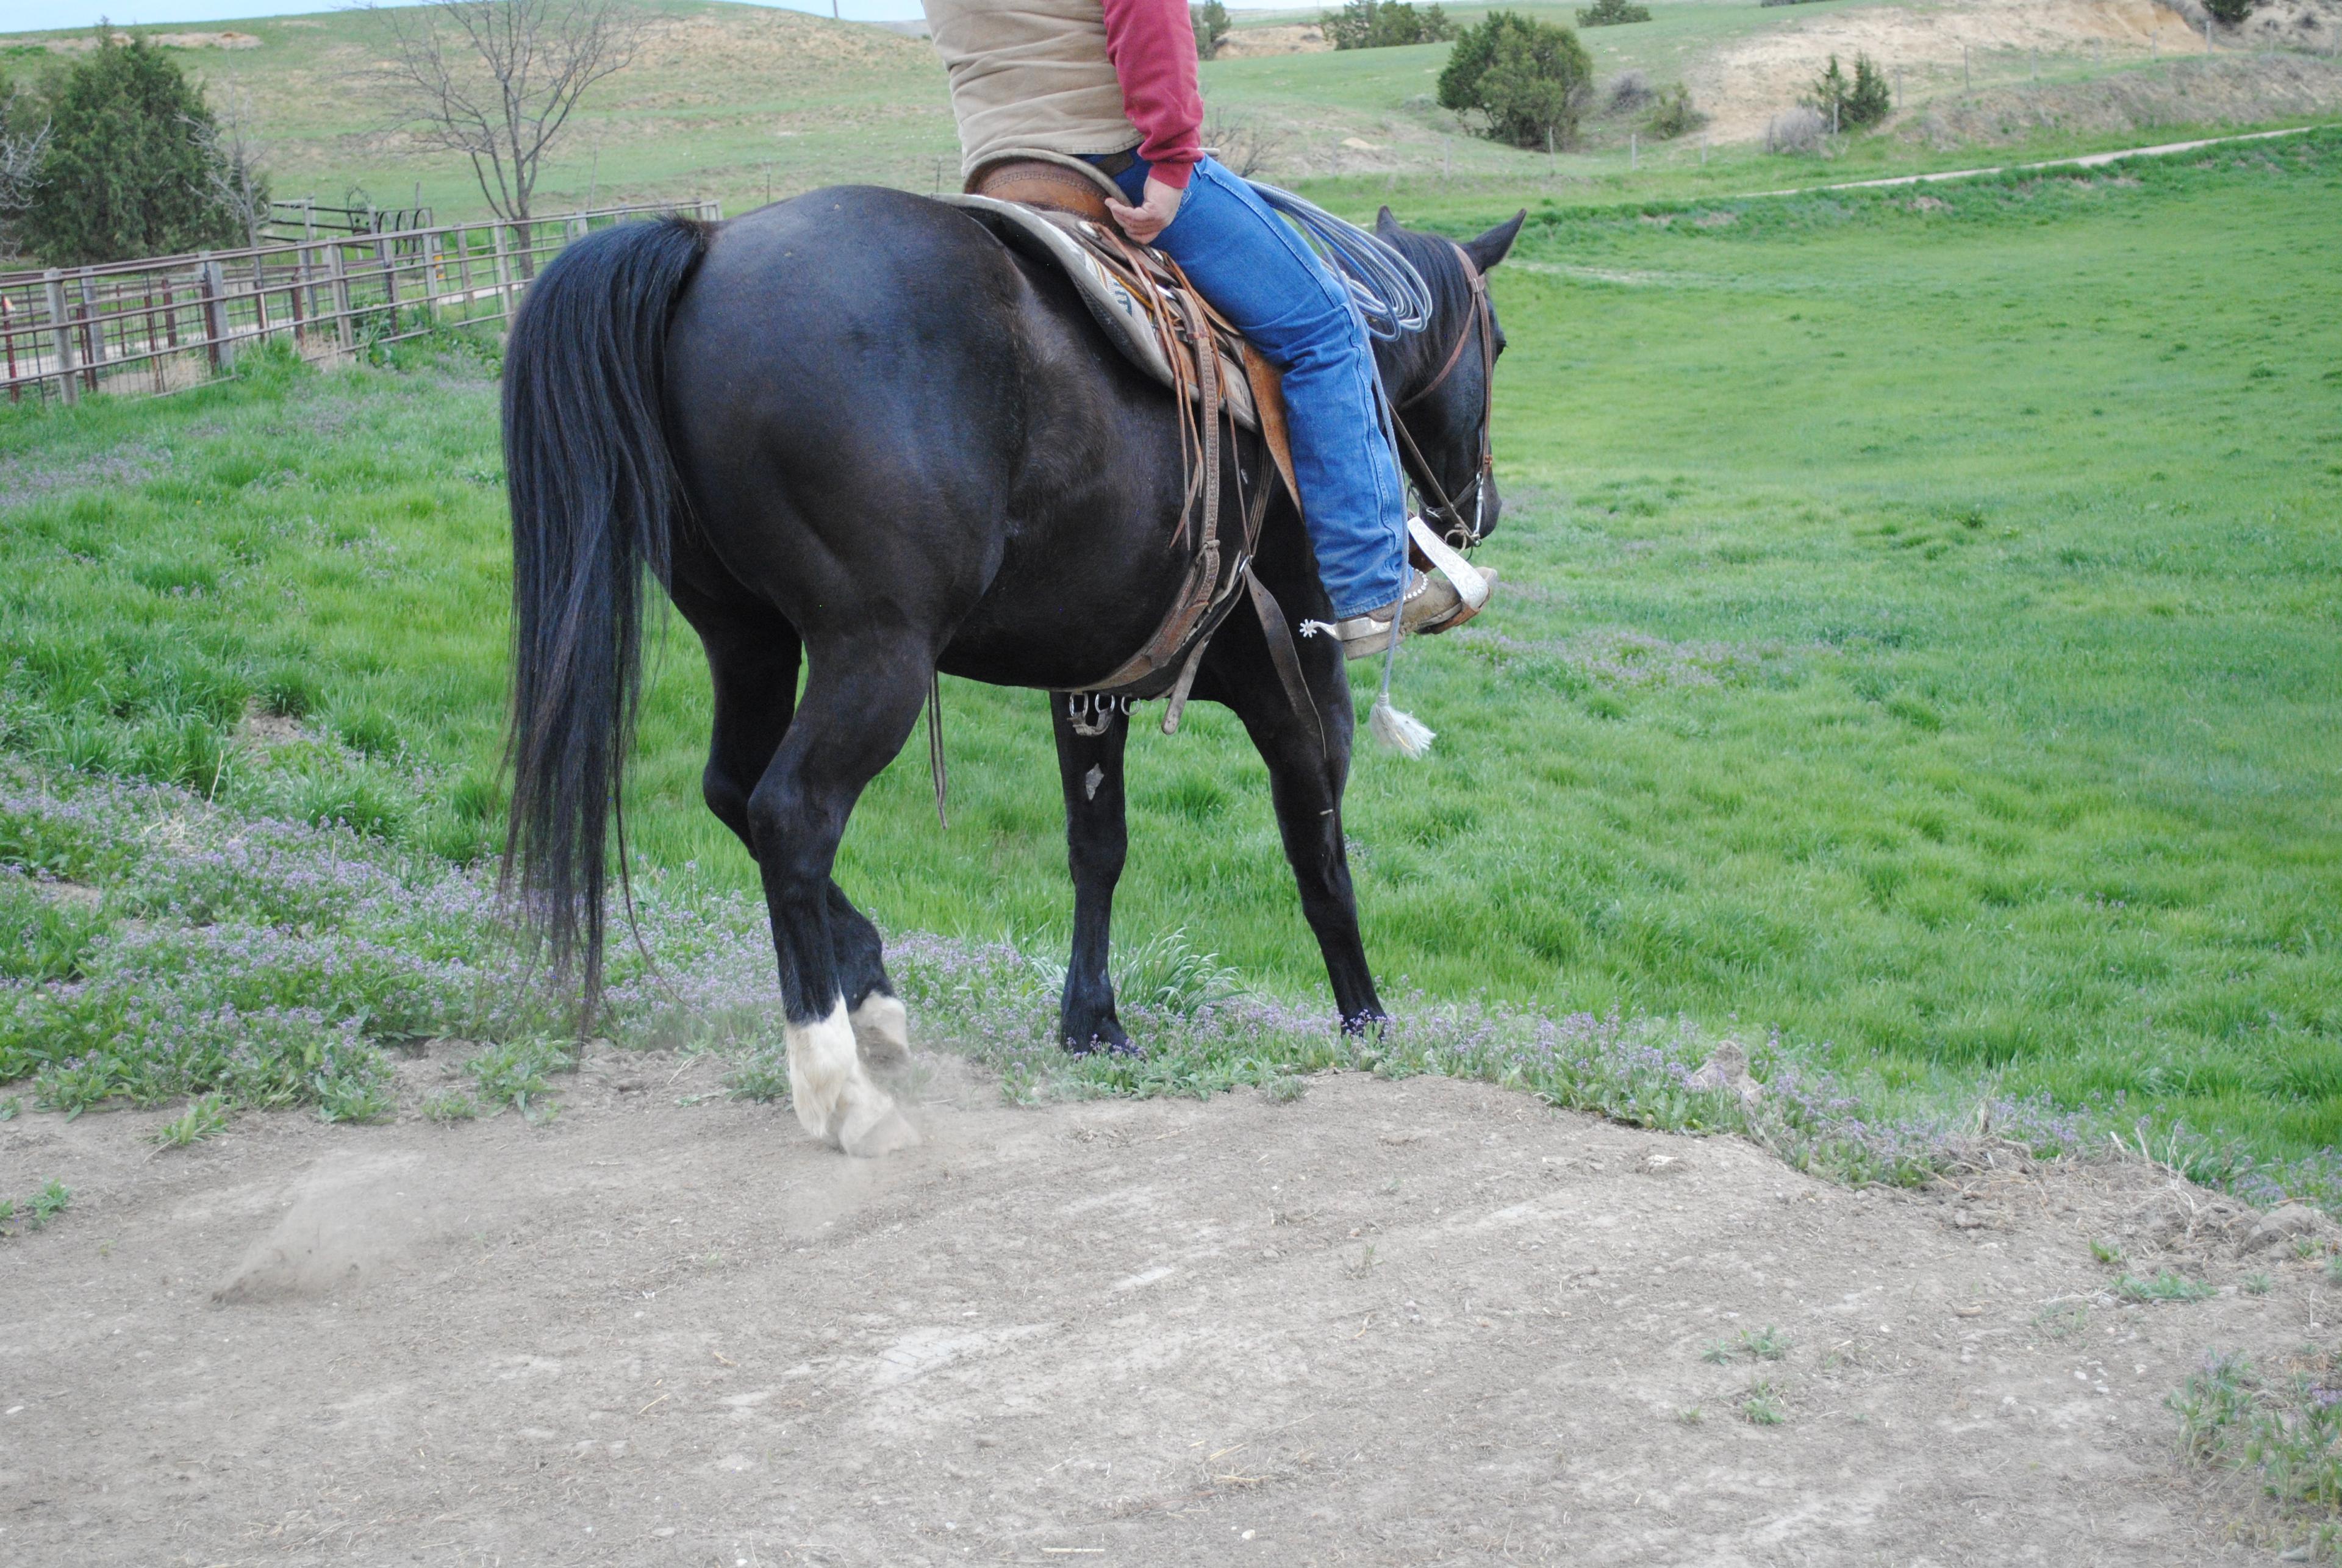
top-left (1100, 0), bottom-right (1203, 188)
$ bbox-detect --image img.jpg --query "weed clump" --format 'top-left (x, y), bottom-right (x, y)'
top-left (1647, 84), bottom-right (1706, 140)
top-left (1, 1177), bottom-right (71, 1237)
top-left (1741, 1380), bottom-right (1786, 1425)
top-left (728, 1051), bottom-right (792, 1104)
top-left (1766, 106), bottom-right (1825, 156)
top-left (2171, 1349), bottom-right (2342, 1552)
top-left (1606, 70), bottom-right (1653, 113)
top-left (1705, 1325), bottom-right (1792, 1362)
top-left (149, 1094), bottom-right (232, 1147)
top-left (2118, 1270), bottom-right (2218, 1303)
top-left (420, 1089), bottom-right (481, 1123)
top-left (465, 1038), bottom-right (574, 1120)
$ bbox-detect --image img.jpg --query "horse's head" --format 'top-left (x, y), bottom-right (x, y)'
top-left (1374, 208), bottom-right (1525, 550)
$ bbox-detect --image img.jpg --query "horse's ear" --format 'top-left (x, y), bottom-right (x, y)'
top-left (1375, 206), bottom-right (1402, 238)
top-left (1464, 209), bottom-right (1527, 273)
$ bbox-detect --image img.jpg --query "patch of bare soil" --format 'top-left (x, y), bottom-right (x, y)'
top-left (1215, 24), bottom-right (1336, 59)
top-left (1907, 52), bottom-right (2342, 145)
top-left (0, 30), bottom-right (260, 51)
top-left (1693, 0), bottom-right (2341, 141)
top-left (1, 1054), bottom-right (2330, 1564)
top-left (626, 10), bottom-right (938, 92)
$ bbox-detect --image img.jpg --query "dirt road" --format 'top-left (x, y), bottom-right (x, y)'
top-left (1, 1048), bottom-right (2325, 1564)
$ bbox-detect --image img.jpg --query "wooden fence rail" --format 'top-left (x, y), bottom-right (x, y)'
top-left (0, 200), bottom-right (722, 408)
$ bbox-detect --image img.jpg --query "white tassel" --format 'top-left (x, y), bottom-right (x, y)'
top-left (1369, 693), bottom-right (1434, 758)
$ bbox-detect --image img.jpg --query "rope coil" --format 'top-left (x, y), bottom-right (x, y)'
top-left (1246, 181), bottom-right (1432, 341)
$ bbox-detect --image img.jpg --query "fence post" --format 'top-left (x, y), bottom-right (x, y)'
top-left (249, 254), bottom-right (271, 342)
top-left (43, 271), bottom-right (79, 406)
top-left (378, 233), bottom-right (398, 335)
top-left (143, 289), bottom-right (165, 393)
top-left (77, 275), bottom-right (106, 391)
top-left (301, 242), bottom-right (323, 345)
top-left (492, 223), bottom-right (514, 318)
top-left (329, 243), bottom-right (354, 352)
top-left (2, 295), bottom-right (19, 403)
top-left (202, 254), bottom-right (236, 370)
top-left (428, 228), bottom-right (449, 323)
top-left (287, 260), bottom-right (307, 352)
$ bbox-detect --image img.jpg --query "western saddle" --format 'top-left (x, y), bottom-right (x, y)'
top-left (946, 153), bottom-right (1314, 739)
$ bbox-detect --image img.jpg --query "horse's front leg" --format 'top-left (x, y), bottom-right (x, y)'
top-left (1050, 693), bottom-right (1133, 1053)
top-left (1205, 620), bottom-right (1388, 1033)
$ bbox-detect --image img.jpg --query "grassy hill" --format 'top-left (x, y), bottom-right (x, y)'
top-left (4, 0), bottom-right (2337, 224)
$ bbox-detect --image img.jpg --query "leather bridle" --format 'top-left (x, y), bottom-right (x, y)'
top-left (1389, 242), bottom-right (1496, 551)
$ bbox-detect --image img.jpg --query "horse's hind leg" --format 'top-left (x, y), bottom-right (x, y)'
top-left (744, 640), bottom-right (927, 1155)
top-left (684, 588), bottom-right (911, 1073)
top-left (680, 583), bottom-right (801, 850)
top-left (1050, 695), bottom-right (1132, 1053)
top-left (831, 885), bottom-right (910, 1068)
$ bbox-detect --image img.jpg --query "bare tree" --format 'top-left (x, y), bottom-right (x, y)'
top-left (186, 85), bottom-right (269, 251)
top-left (0, 84), bottom-right (51, 259)
top-left (367, 0), bottom-right (643, 239)
top-left (1202, 107), bottom-right (1285, 179)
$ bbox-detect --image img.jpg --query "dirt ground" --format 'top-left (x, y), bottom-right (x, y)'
top-left (3, 1046), bottom-right (2334, 1566)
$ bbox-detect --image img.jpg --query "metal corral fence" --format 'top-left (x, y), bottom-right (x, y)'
top-left (0, 199), bottom-right (722, 408)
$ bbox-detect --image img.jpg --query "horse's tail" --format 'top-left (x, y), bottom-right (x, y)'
top-left (500, 213), bottom-right (710, 997)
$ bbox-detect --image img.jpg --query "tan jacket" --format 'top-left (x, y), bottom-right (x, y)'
top-left (922, 0), bottom-right (1142, 176)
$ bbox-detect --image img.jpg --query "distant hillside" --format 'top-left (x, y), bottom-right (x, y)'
top-left (2, 1), bottom-right (956, 220)
top-left (2, 0), bottom-right (2335, 221)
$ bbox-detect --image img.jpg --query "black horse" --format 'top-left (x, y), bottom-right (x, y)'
top-left (501, 186), bottom-right (1521, 1155)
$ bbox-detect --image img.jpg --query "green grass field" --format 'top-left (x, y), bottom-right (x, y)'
top-left (1, 131), bottom-right (2335, 1174)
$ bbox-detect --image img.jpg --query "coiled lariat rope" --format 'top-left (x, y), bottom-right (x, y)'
top-left (1246, 182), bottom-right (1432, 341)
top-left (1250, 180), bottom-right (1443, 757)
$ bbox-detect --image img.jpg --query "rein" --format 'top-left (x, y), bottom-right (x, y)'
top-left (1389, 242), bottom-right (1495, 551)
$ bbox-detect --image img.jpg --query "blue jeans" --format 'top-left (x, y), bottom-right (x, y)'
top-left (1090, 153), bottom-right (1407, 620)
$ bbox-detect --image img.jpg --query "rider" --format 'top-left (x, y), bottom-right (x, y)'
top-left (919, 0), bottom-right (1489, 657)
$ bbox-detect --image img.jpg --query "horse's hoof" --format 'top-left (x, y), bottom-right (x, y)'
top-left (851, 992), bottom-right (912, 1069)
top-left (837, 1100), bottom-right (920, 1158)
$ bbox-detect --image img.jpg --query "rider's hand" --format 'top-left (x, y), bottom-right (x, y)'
top-left (1106, 176), bottom-right (1184, 245)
